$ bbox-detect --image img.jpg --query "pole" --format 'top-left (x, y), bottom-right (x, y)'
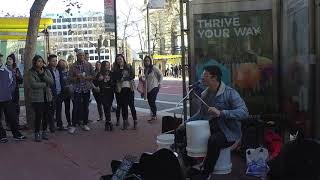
top-left (114, 0), bottom-right (118, 55)
top-left (147, 4), bottom-right (151, 55)
top-left (180, 0), bottom-right (188, 121)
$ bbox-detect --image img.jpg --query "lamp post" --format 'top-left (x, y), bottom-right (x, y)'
top-left (147, 3), bottom-right (151, 55)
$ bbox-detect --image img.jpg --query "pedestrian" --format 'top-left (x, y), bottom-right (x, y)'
top-left (29, 55), bottom-right (54, 142)
top-left (96, 61), bottom-right (115, 131)
top-left (143, 56), bottom-right (163, 122)
top-left (6, 53), bottom-right (23, 127)
top-left (48, 54), bottom-right (68, 131)
top-left (0, 53), bottom-right (26, 143)
top-left (57, 59), bottom-right (72, 128)
top-left (93, 61), bottom-right (104, 121)
top-left (68, 49), bottom-right (95, 134)
top-left (113, 54), bottom-right (137, 130)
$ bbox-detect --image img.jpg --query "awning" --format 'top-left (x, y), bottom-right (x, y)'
top-left (152, 54), bottom-right (182, 60)
top-left (0, 18), bottom-right (53, 40)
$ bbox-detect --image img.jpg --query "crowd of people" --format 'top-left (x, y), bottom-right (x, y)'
top-left (0, 50), bottom-right (163, 143)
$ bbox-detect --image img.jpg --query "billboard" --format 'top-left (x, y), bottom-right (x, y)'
top-left (104, 0), bottom-right (115, 32)
top-left (190, 1), bottom-right (275, 114)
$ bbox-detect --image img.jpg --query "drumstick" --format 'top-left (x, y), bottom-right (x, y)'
top-left (193, 92), bottom-right (209, 108)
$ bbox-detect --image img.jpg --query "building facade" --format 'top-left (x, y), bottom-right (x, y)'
top-left (45, 12), bottom-right (114, 64)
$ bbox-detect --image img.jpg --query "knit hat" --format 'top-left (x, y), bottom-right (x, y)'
top-left (76, 49), bottom-right (85, 56)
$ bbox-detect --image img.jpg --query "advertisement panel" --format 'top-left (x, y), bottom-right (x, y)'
top-left (104, 0), bottom-right (115, 32)
top-left (191, 4), bottom-right (275, 114)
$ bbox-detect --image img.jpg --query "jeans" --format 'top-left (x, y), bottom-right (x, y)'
top-left (93, 92), bottom-right (103, 120)
top-left (55, 93), bottom-right (71, 127)
top-left (0, 101), bottom-right (20, 137)
top-left (117, 88), bottom-right (137, 121)
top-left (147, 87), bottom-right (159, 117)
top-left (32, 102), bottom-right (51, 133)
top-left (72, 92), bottom-right (90, 126)
top-left (101, 92), bottom-right (114, 123)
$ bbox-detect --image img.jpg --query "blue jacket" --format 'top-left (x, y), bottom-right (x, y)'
top-left (188, 82), bottom-right (249, 142)
top-left (0, 64), bottom-right (16, 102)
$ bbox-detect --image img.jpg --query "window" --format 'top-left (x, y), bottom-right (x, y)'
top-left (58, 32), bottom-right (62, 36)
top-left (63, 31), bottom-right (67, 35)
top-left (63, 44), bottom-right (68, 48)
top-left (93, 17), bottom-right (98, 21)
top-left (79, 37), bottom-right (83, 41)
top-left (69, 44), bottom-right (73, 48)
top-left (83, 17), bottom-right (87, 21)
top-left (83, 24), bottom-right (87, 28)
top-left (52, 25), bottom-right (57, 29)
top-left (89, 37), bottom-right (93, 41)
top-left (77, 17), bottom-right (82, 21)
top-left (57, 19), bottom-right (61, 23)
top-left (53, 32), bottom-right (57, 36)
top-left (79, 44), bottom-right (83, 48)
top-left (88, 30), bottom-right (93, 34)
top-left (105, 55), bottom-right (109, 59)
top-left (94, 50), bottom-right (97, 53)
top-left (62, 18), bottom-right (67, 22)
top-left (72, 18), bottom-right (76, 22)
top-left (68, 37), bottom-right (72, 41)
top-left (89, 50), bottom-right (94, 54)
top-left (98, 16), bottom-right (103, 21)
top-left (95, 56), bottom-right (98, 60)
top-left (84, 37), bottom-right (88, 41)
top-left (63, 38), bottom-right (67, 42)
top-left (88, 17), bottom-right (93, 21)
top-left (73, 37), bottom-right (77, 41)
top-left (63, 25), bottom-right (67, 29)
top-left (101, 56), bottom-right (105, 60)
top-left (53, 19), bottom-right (56, 23)
top-left (84, 43), bottom-right (88, 48)
top-left (90, 56), bottom-right (94, 60)
top-left (72, 24), bottom-right (77, 28)
top-left (105, 49), bottom-right (109, 53)
top-left (66, 18), bottom-right (71, 22)
top-left (48, 26), bottom-right (52, 30)
top-left (57, 25), bottom-right (62, 29)
top-left (88, 23), bottom-right (93, 28)
top-left (68, 24), bottom-right (71, 29)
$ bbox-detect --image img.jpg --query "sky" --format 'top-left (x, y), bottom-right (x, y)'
top-left (0, 0), bottom-right (146, 52)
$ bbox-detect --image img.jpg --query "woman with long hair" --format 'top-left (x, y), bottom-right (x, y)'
top-left (143, 56), bottom-right (163, 122)
top-left (6, 54), bottom-right (23, 127)
top-left (93, 61), bottom-right (103, 121)
top-left (113, 54), bottom-right (137, 130)
top-left (29, 55), bottom-right (54, 142)
top-left (57, 59), bottom-right (72, 127)
top-left (96, 61), bottom-right (115, 131)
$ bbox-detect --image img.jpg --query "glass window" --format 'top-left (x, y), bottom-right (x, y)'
top-left (52, 25), bottom-right (57, 29)
top-left (57, 25), bottom-right (61, 29)
top-left (57, 19), bottom-right (61, 23)
top-left (77, 24), bottom-right (82, 28)
top-left (63, 25), bottom-right (67, 29)
top-left (72, 24), bottom-right (77, 28)
top-left (101, 56), bottom-right (105, 60)
top-left (83, 24), bottom-right (87, 28)
top-left (84, 43), bottom-right (88, 48)
top-left (73, 37), bottom-right (77, 41)
top-left (53, 32), bottom-right (57, 36)
top-left (63, 38), bottom-right (67, 42)
top-left (84, 37), bottom-right (88, 41)
top-left (90, 56), bottom-right (94, 60)
top-left (58, 32), bottom-right (62, 36)
top-left (68, 37), bottom-right (72, 41)
top-left (62, 18), bottom-right (67, 23)
top-left (105, 49), bottom-right (109, 53)
top-left (79, 44), bottom-right (83, 48)
top-left (72, 18), bottom-right (77, 22)
top-left (88, 30), bottom-right (93, 34)
top-left (83, 17), bottom-right (87, 21)
top-left (89, 50), bottom-right (94, 54)
top-left (95, 56), bottom-right (98, 60)
top-left (77, 17), bottom-right (82, 21)
top-left (53, 19), bottom-right (56, 23)
top-left (88, 23), bottom-right (93, 28)
top-left (63, 31), bottom-right (67, 35)
top-left (89, 37), bottom-right (93, 41)
top-left (105, 55), bottom-right (109, 59)
top-left (93, 17), bottom-right (98, 21)
top-left (98, 16), bottom-right (103, 21)
top-left (66, 18), bottom-right (71, 22)
top-left (88, 17), bottom-right (93, 21)
top-left (79, 37), bottom-right (83, 41)
top-left (68, 24), bottom-right (71, 29)
top-left (69, 44), bottom-right (73, 48)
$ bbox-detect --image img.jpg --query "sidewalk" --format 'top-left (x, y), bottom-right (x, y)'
top-left (0, 103), bottom-right (254, 180)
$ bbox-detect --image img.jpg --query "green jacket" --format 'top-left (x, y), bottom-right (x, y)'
top-left (29, 68), bottom-right (54, 102)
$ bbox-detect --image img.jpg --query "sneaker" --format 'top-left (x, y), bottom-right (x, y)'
top-left (0, 137), bottom-right (8, 143)
top-left (42, 131), bottom-right (49, 140)
top-left (83, 125), bottom-right (90, 131)
top-left (68, 126), bottom-right (76, 134)
top-left (57, 126), bottom-right (67, 131)
top-left (34, 133), bottom-right (42, 142)
top-left (13, 134), bottom-right (27, 141)
top-left (147, 116), bottom-right (157, 123)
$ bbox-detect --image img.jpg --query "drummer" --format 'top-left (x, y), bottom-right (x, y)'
top-left (175, 65), bottom-right (248, 179)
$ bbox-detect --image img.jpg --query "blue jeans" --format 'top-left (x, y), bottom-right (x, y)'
top-left (72, 92), bottom-right (90, 126)
top-left (147, 87), bottom-right (159, 117)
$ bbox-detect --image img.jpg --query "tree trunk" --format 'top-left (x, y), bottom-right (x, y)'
top-left (24, 0), bottom-right (48, 128)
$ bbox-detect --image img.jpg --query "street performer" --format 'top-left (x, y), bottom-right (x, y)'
top-left (175, 65), bottom-right (249, 179)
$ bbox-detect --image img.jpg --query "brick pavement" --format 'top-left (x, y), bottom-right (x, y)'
top-left (0, 103), bottom-right (255, 180)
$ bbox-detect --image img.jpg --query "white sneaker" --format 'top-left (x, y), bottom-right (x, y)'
top-left (83, 125), bottom-right (90, 131)
top-left (68, 127), bottom-right (76, 134)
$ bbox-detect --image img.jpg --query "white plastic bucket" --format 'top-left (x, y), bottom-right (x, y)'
top-left (186, 120), bottom-right (211, 157)
top-left (156, 134), bottom-right (175, 150)
top-left (213, 147), bottom-right (232, 174)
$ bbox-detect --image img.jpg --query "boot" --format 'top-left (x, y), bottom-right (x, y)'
top-left (122, 120), bottom-right (128, 130)
top-left (42, 131), bottom-right (49, 140)
top-left (133, 120), bottom-right (137, 130)
top-left (34, 132), bottom-right (41, 142)
top-left (116, 118), bottom-right (120, 126)
top-left (105, 122), bottom-right (113, 131)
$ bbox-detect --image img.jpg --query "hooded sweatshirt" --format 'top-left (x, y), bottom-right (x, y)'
top-left (0, 64), bottom-right (15, 102)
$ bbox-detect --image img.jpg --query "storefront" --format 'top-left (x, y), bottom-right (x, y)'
top-left (189, 0), bottom-right (320, 139)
